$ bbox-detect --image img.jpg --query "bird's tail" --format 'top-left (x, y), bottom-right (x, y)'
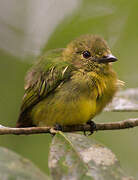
top-left (16, 111), bottom-right (34, 128)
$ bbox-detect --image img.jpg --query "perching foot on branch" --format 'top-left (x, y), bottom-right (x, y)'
top-left (50, 124), bottom-right (63, 137)
top-left (54, 124), bottom-right (63, 131)
top-left (84, 120), bottom-right (97, 136)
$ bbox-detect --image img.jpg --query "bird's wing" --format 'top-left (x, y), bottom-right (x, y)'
top-left (17, 49), bottom-right (74, 127)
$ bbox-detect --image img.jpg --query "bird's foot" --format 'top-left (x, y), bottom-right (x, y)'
top-left (54, 123), bottom-right (63, 131)
top-left (50, 124), bottom-right (63, 137)
top-left (84, 120), bottom-right (96, 136)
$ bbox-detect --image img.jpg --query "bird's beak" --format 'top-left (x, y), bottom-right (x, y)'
top-left (95, 54), bottom-right (118, 63)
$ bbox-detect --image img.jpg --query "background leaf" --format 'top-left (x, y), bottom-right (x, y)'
top-left (105, 88), bottom-right (138, 112)
top-left (0, 147), bottom-right (49, 180)
top-left (49, 132), bottom-right (135, 180)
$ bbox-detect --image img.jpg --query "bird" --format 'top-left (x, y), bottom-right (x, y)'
top-left (16, 34), bottom-right (122, 130)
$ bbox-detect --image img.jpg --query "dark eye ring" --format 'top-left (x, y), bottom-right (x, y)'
top-left (82, 51), bottom-right (91, 59)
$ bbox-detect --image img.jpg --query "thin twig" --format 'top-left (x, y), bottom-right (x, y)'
top-left (0, 118), bottom-right (138, 135)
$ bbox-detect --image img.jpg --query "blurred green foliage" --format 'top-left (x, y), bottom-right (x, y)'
top-left (0, 147), bottom-right (49, 180)
top-left (49, 132), bottom-right (135, 180)
top-left (0, 0), bottom-right (138, 178)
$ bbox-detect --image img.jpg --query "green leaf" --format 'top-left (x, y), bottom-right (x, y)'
top-left (49, 132), bottom-right (135, 180)
top-left (0, 147), bottom-right (49, 180)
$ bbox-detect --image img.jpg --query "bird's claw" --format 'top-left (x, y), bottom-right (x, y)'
top-left (50, 124), bottom-right (63, 137)
top-left (54, 123), bottom-right (63, 131)
top-left (83, 120), bottom-right (96, 136)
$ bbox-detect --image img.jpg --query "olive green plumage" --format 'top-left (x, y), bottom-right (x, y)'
top-left (16, 35), bottom-right (121, 128)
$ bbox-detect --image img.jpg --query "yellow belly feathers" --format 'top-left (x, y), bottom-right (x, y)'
top-left (30, 70), bottom-right (117, 127)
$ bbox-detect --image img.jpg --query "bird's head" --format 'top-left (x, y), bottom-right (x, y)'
top-left (63, 35), bottom-right (117, 71)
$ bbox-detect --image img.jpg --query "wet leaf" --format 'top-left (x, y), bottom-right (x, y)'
top-left (105, 88), bottom-right (138, 112)
top-left (49, 132), bottom-right (135, 180)
top-left (0, 147), bottom-right (49, 180)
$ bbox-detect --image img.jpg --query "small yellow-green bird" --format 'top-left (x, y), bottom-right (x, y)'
top-left (16, 34), bottom-right (121, 129)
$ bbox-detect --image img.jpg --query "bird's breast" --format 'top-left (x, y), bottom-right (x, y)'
top-left (31, 69), bottom-right (118, 126)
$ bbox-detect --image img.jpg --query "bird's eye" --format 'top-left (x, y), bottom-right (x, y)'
top-left (82, 51), bottom-right (91, 59)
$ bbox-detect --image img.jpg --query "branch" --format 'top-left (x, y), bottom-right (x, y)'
top-left (0, 118), bottom-right (138, 135)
